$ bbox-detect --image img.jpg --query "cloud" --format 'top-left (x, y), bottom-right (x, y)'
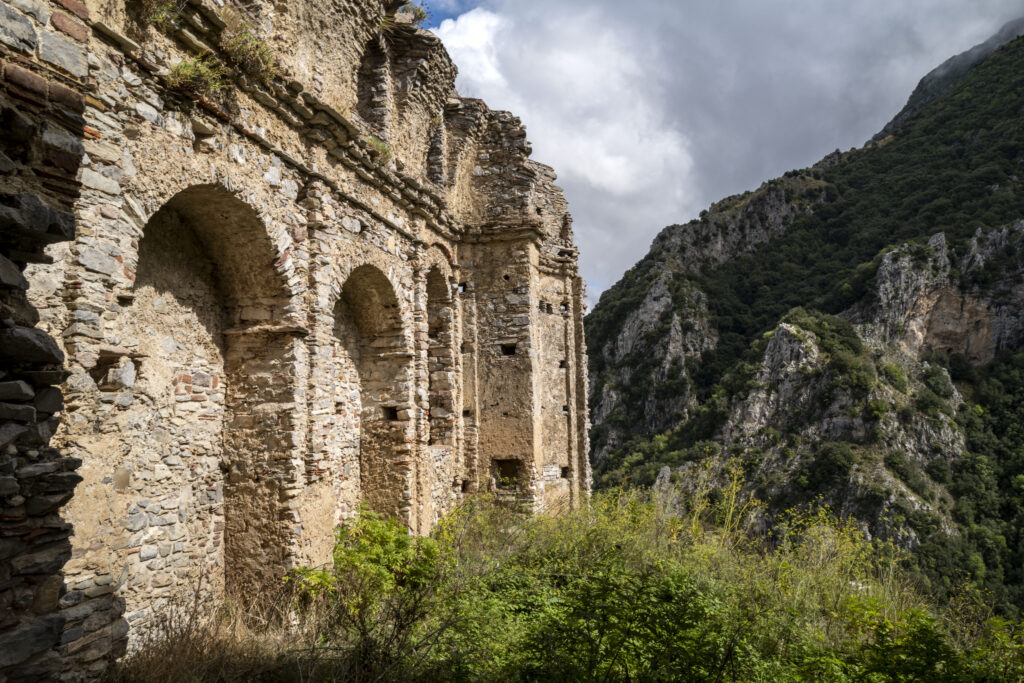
top-left (436, 0), bottom-right (1024, 304)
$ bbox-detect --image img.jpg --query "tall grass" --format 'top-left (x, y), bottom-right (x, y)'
top-left (108, 470), bottom-right (1024, 681)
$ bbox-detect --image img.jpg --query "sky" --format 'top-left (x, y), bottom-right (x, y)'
top-left (427, 0), bottom-right (1024, 305)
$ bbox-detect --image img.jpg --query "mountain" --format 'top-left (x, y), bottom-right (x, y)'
top-left (872, 16), bottom-right (1024, 143)
top-left (586, 33), bottom-right (1024, 614)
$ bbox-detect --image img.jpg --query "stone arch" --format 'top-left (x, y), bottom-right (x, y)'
top-left (426, 267), bottom-right (455, 446)
top-left (127, 185), bottom-right (296, 605)
top-left (334, 264), bottom-right (413, 522)
top-left (356, 36), bottom-right (392, 138)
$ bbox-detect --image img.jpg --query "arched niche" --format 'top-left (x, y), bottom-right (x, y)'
top-left (356, 36), bottom-right (392, 138)
top-left (127, 184), bottom-right (295, 606)
top-left (426, 267), bottom-right (455, 447)
top-left (333, 264), bottom-right (411, 522)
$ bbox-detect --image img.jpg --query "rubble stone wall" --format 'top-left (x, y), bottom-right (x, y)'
top-left (1, 0), bottom-right (590, 678)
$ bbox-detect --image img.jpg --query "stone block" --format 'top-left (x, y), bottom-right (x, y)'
top-left (0, 402), bottom-right (37, 423)
top-left (0, 193), bottom-right (75, 244)
top-left (135, 102), bottom-right (162, 126)
top-left (39, 30), bottom-right (88, 78)
top-left (25, 492), bottom-right (72, 515)
top-left (0, 253), bottom-right (29, 290)
top-left (0, 3), bottom-right (37, 53)
top-left (38, 471), bottom-right (83, 492)
top-left (79, 169), bottom-right (121, 196)
top-left (77, 246), bottom-right (118, 275)
top-left (122, 513), bottom-right (146, 532)
top-left (0, 423), bottom-right (28, 449)
top-left (0, 381), bottom-right (34, 401)
top-left (11, 0), bottom-right (51, 24)
top-left (0, 327), bottom-right (64, 365)
top-left (34, 387), bottom-right (62, 414)
top-left (10, 542), bottom-right (70, 576)
top-left (0, 615), bottom-right (62, 668)
top-left (42, 123), bottom-right (85, 161)
top-left (19, 370), bottom-right (70, 386)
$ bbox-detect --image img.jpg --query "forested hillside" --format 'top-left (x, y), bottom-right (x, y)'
top-left (586, 34), bottom-right (1024, 615)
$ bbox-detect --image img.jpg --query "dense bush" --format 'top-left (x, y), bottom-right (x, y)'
top-left (111, 480), bottom-right (1024, 681)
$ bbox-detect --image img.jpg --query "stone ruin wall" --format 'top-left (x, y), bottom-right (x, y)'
top-left (0, 0), bottom-right (591, 678)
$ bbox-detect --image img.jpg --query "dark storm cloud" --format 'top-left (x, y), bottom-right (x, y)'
top-left (436, 1), bottom-right (1024, 303)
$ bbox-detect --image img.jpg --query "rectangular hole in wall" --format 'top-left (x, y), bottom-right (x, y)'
top-left (462, 409), bottom-right (471, 417)
top-left (500, 343), bottom-right (517, 356)
top-left (493, 459), bottom-right (520, 489)
top-left (561, 405), bottom-right (569, 414)
top-left (461, 479), bottom-right (470, 493)
top-left (559, 359), bottom-right (567, 369)
top-left (458, 282), bottom-right (467, 293)
top-left (560, 302), bottom-right (569, 314)
top-left (382, 406), bottom-right (399, 421)
top-left (560, 466), bottom-right (570, 479)
top-left (546, 303), bottom-right (554, 314)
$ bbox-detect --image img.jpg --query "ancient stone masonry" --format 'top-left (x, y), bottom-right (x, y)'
top-left (0, 0), bottom-right (590, 678)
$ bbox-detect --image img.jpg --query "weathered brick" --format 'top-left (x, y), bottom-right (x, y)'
top-left (53, 0), bottom-right (89, 21)
top-left (50, 12), bottom-right (89, 43)
top-left (48, 81), bottom-right (85, 113)
top-left (3, 63), bottom-right (48, 100)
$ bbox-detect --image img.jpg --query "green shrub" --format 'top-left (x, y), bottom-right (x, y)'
top-left (801, 442), bottom-right (858, 491)
top-left (916, 387), bottom-right (952, 419)
top-left (399, 2), bottom-right (430, 26)
top-left (923, 364), bottom-right (955, 399)
top-left (111, 482), bottom-right (1024, 681)
top-left (883, 363), bottom-right (909, 392)
top-left (865, 398), bottom-right (890, 421)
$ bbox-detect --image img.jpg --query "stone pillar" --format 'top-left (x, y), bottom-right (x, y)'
top-left (1, 2), bottom-right (91, 675)
top-left (0, 197), bottom-right (80, 681)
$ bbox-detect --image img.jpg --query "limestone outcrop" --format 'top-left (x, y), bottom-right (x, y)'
top-left (0, 0), bottom-right (590, 678)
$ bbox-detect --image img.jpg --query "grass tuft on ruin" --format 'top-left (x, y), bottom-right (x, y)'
top-left (137, 0), bottom-right (187, 31)
top-left (220, 9), bottom-right (279, 85)
top-left (366, 136), bottom-right (392, 164)
top-left (166, 56), bottom-right (228, 96)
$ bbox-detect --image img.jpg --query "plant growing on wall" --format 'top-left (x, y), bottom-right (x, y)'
top-left (220, 9), bottom-right (279, 85)
top-left (137, 0), bottom-right (187, 31)
top-left (167, 56), bottom-right (228, 96)
top-left (399, 2), bottom-right (431, 26)
top-left (366, 136), bottom-right (392, 164)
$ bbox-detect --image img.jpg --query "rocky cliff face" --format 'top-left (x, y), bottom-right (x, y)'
top-left (856, 225), bottom-right (1024, 365)
top-left (587, 31), bottom-right (1024, 609)
top-left (587, 174), bottom-right (827, 462)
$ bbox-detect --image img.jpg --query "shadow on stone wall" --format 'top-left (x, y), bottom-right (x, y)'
top-left (1, 27), bottom-right (89, 679)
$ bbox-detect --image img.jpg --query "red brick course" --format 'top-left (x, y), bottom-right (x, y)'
top-left (54, 0), bottom-right (89, 21)
top-left (3, 63), bottom-right (48, 99)
top-left (51, 12), bottom-right (90, 43)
